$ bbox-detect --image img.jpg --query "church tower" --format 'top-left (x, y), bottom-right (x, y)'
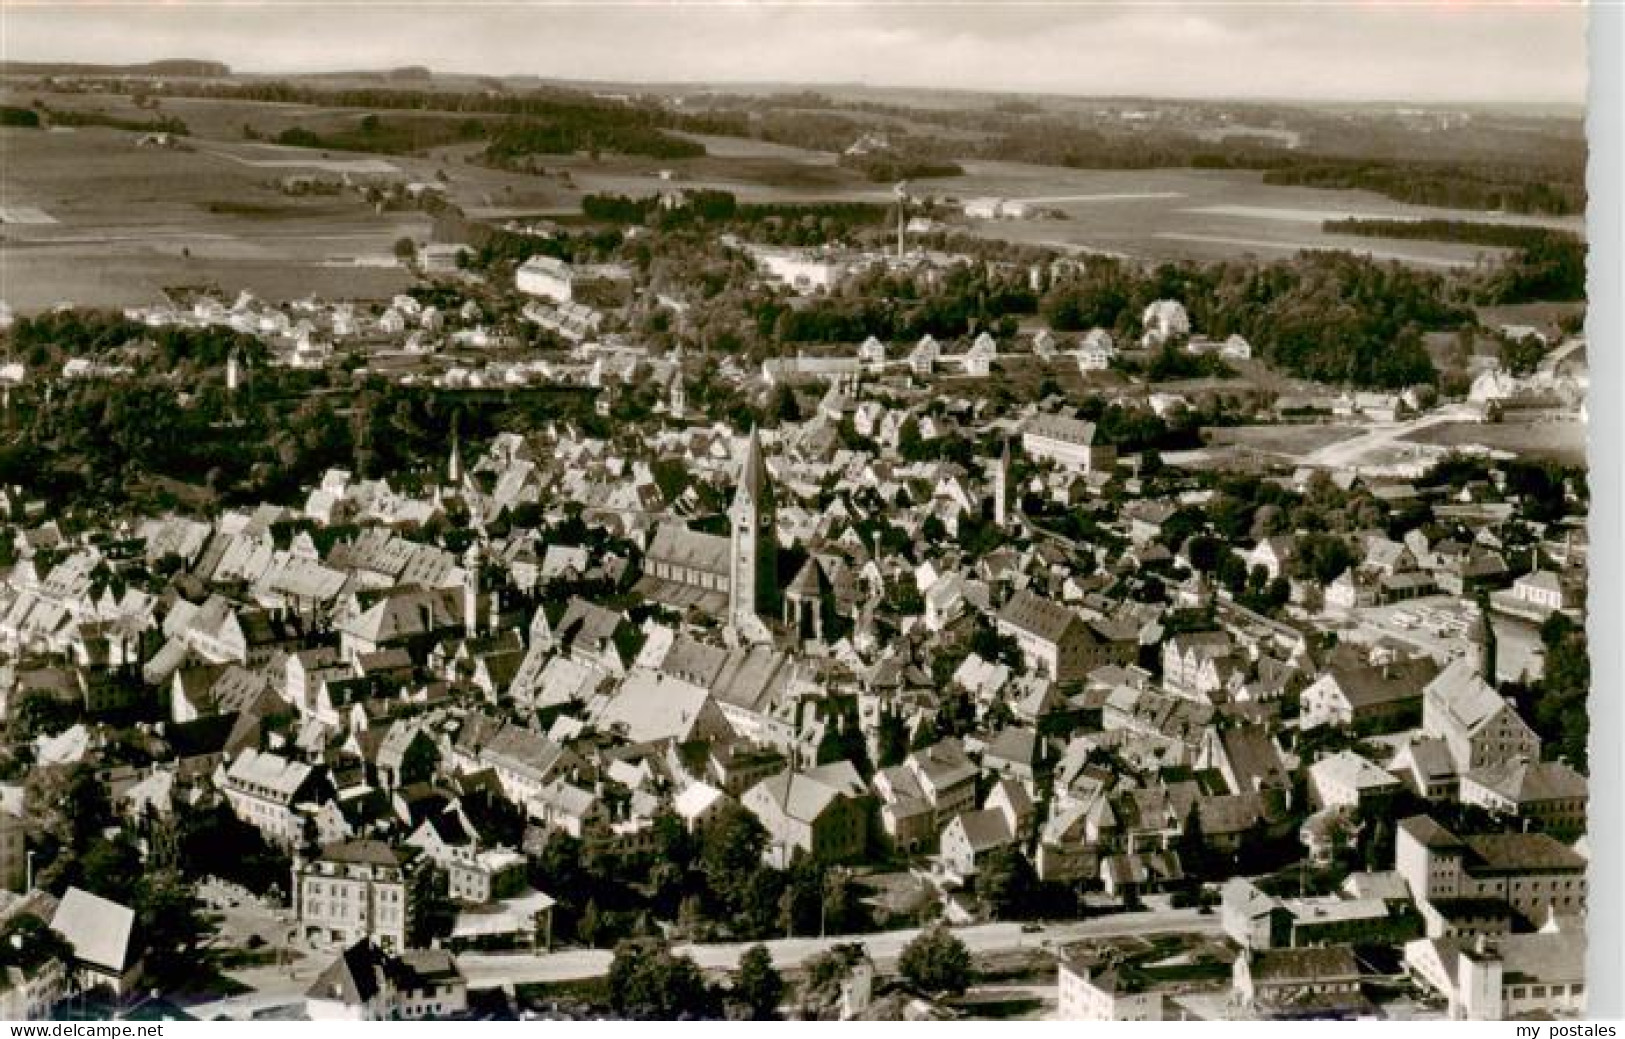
top-left (463, 541), bottom-right (482, 639)
top-left (993, 438), bottom-right (1010, 529)
top-left (729, 427), bottom-right (778, 631)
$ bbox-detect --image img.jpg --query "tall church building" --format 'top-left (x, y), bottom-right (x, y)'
top-left (729, 427), bottom-right (778, 635)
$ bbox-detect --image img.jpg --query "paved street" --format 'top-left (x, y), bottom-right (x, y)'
top-left (190, 908), bottom-right (1220, 1019)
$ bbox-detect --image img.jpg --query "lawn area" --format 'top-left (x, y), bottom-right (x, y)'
top-left (1206, 423), bottom-right (1364, 460)
top-left (1400, 417), bottom-right (1586, 465)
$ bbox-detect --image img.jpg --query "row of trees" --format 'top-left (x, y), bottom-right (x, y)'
top-left (604, 923), bottom-right (975, 1020)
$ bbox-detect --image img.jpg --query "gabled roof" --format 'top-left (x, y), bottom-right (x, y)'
top-left (996, 589), bottom-right (1086, 645)
top-left (319, 839), bottom-right (417, 869)
top-left (52, 887), bottom-right (136, 974)
top-left (1322, 656), bottom-right (1440, 709)
top-left (946, 807), bottom-right (1015, 853)
top-left (1464, 758), bottom-right (1587, 804)
top-left (748, 761), bottom-right (867, 825)
top-left (1425, 657), bottom-right (1516, 734)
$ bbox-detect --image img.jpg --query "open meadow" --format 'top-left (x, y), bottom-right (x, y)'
top-left (0, 124), bottom-right (429, 309)
top-left (1400, 415), bottom-right (1587, 465)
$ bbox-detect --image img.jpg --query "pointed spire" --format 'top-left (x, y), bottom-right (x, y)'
top-left (736, 426), bottom-right (769, 502)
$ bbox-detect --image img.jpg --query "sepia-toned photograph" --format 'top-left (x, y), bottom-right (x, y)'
top-left (0, 0), bottom-right (1602, 1023)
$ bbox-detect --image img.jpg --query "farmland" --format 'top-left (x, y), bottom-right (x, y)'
top-left (0, 125), bottom-right (428, 309)
top-left (0, 85), bottom-right (1595, 312)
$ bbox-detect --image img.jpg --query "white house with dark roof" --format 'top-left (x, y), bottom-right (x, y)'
top-left (1405, 927), bottom-right (1586, 1020)
top-left (1458, 758), bottom-right (1587, 835)
top-left (218, 748), bottom-right (321, 847)
top-left (743, 761), bottom-right (871, 867)
top-left (305, 939), bottom-right (467, 1021)
top-left (1021, 414), bottom-right (1116, 474)
top-left (1057, 957), bottom-right (1164, 1021)
top-left (1396, 815), bottom-right (1588, 926)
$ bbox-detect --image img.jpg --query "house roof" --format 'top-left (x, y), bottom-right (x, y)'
top-left (1463, 833), bottom-right (1587, 873)
top-left (1425, 658), bottom-right (1517, 735)
top-left (1310, 750), bottom-right (1401, 792)
top-left (319, 839), bottom-right (417, 869)
top-left (948, 807), bottom-right (1015, 853)
top-left (224, 748), bottom-right (314, 801)
top-left (52, 887), bottom-right (136, 974)
top-left (1399, 815), bottom-right (1466, 852)
top-left (595, 667), bottom-right (726, 745)
top-left (1465, 758), bottom-right (1586, 805)
top-left (748, 761), bottom-right (866, 825)
top-left (996, 589), bottom-right (1085, 645)
top-left (1246, 945), bottom-right (1361, 983)
top-left (1324, 656), bottom-right (1440, 710)
top-left (1024, 413), bottom-right (1100, 447)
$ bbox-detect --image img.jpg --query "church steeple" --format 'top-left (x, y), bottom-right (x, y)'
top-left (729, 426), bottom-right (778, 634)
top-left (448, 416), bottom-right (463, 486)
top-left (994, 438), bottom-right (1011, 529)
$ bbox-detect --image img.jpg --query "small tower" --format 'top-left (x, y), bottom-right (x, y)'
top-left (669, 371), bottom-right (686, 421)
top-left (993, 438), bottom-right (1010, 529)
top-left (226, 349), bottom-right (242, 395)
top-left (448, 418), bottom-right (463, 487)
top-left (463, 541), bottom-right (482, 639)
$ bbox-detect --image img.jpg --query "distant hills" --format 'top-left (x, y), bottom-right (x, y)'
top-left (0, 59), bottom-right (229, 77)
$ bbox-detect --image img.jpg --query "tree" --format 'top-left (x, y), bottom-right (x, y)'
top-left (136, 870), bottom-right (215, 989)
top-left (0, 914), bottom-right (72, 975)
top-left (700, 802), bottom-right (769, 915)
top-left (734, 944), bottom-right (785, 1019)
top-left (897, 923), bottom-right (972, 995)
top-left (579, 898), bottom-right (605, 947)
top-left (394, 236), bottom-right (418, 262)
top-left (876, 709), bottom-right (909, 769)
top-left (608, 940), bottom-right (719, 1019)
top-left (8, 689), bottom-right (79, 742)
top-left (978, 846), bottom-right (1038, 920)
top-left (1178, 803), bottom-right (1210, 879)
top-left (1365, 818), bottom-right (1394, 873)
top-left (771, 384), bottom-right (802, 423)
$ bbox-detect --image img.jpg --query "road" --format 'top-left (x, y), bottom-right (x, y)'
top-left (460, 907), bottom-right (1221, 986)
top-left (1302, 406), bottom-right (1476, 471)
top-left (189, 908), bottom-right (1220, 1019)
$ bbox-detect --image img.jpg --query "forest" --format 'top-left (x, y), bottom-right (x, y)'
top-left (1322, 219), bottom-right (1587, 305)
top-left (1039, 251), bottom-right (1464, 388)
top-left (273, 113), bottom-right (488, 155)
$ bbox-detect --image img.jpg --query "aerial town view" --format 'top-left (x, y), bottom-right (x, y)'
top-left (0, 2), bottom-right (1598, 1025)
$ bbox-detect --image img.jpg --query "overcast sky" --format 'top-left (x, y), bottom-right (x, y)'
top-left (2, 1), bottom-right (1589, 104)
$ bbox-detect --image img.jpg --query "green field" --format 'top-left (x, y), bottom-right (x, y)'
top-left (1206, 423), bottom-right (1365, 459)
top-left (1400, 417), bottom-right (1587, 465)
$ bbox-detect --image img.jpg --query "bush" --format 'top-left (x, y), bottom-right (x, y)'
top-left (897, 923), bottom-right (973, 996)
